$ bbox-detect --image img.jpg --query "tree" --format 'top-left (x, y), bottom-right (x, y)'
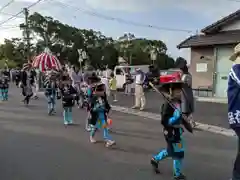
top-left (0, 12), bottom-right (175, 70)
top-left (175, 57), bottom-right (187, 68)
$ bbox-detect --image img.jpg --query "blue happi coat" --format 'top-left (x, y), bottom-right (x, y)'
top-left (228, 64), bottom-right (240, 129)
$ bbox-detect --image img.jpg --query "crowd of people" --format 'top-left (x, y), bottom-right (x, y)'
top-left (0, 60), bottom-right (197, 180)
top-left (1, 43), bottom-right (240, 180)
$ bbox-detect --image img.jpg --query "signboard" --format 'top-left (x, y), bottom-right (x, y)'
top-left (196, 63), bottom-right (207, 72)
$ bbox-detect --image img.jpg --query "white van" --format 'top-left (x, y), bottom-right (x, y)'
top-left (114, 65), bottom-right (149, 89)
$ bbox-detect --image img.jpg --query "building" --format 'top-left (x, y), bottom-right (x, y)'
top-left (178, 9), bottom-right (240, 98)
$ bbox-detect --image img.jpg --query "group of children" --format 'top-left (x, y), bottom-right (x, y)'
top-left (0, 64), bottom-right (191, 179)
top-left (43, 69), bottom-right (191, 179)
top-left (43, 70), bottom-right (116, 147)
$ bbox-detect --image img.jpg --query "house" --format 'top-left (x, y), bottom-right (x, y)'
top-left (178, 9), bottom-right (240, 98)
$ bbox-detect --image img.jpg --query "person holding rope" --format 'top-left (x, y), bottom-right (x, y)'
top-left (150, 80), bottom-right (193, 180)
top-left (88, 82), bottom-right (115, 147)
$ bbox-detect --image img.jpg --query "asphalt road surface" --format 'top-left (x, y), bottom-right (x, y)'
top-left (0, 85), bottom-right (235, 180)
top-left (113, 91), bottom-right (228, 129)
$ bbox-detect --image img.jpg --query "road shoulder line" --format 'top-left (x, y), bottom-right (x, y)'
top-left (111, 105), bottom-right (235, 137)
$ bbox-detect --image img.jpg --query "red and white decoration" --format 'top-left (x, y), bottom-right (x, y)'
top-left (32, 49), bottom-right (62, 72)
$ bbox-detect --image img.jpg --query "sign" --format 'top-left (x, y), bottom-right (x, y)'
top-left (196, 63), bottom-right (207, 72)
top-left (77, 49), bottom-right (84, 62)
top-left (150, 50), bottom-right (157, 61)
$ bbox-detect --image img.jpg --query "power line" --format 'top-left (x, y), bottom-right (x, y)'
top-left (0, 0), bottom-right (45, 27)
top-left (0, 12), bottom-right (24, 18)
top-left (0, 0), bottom-right (14, 13)
top-left (53, 0), bottom-right (193, 33)
top-left (0, 26), bottom-right (19, 30)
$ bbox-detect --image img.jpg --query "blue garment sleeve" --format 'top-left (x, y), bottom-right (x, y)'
top-left (87, 88), bottom-right (92, 97)
top-left (168, 109), bottom-right (181, 125)
top-left (229, 64), bottom-right (240, 86)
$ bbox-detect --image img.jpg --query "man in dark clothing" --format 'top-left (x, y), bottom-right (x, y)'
top-left (20, 64), bottom-right (34, 104)
top-left (228, 43), bottom-right (240, 180)
top-left (15, 67), bottom-right (21, 87)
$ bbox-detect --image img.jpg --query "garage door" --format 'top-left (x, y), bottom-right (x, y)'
top-left (215, 46), bottom-right (234, 97)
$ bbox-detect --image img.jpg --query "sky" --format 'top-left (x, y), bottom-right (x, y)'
top-left (0, 0), bottom-right (239, 63)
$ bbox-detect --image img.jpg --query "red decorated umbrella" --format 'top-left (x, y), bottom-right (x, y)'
top-left (32, 48), bottom-right (62, 72)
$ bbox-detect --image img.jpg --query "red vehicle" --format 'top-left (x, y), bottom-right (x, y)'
top-left (159, 69), bottom-right (181, 83)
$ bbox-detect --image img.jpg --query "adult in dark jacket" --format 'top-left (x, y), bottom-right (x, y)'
top-left (228, 43), bottom-right (240, 180)
top-left (175, 60), bottom-right (195, 127)
top-left (20, 63), bottom-right (34, 104)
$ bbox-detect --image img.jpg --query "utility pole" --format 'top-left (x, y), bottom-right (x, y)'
top-left (23, 8), bottom-right (31, 63)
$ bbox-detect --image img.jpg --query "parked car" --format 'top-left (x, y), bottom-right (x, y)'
top-left (159, 69), bottom-right (181, 83)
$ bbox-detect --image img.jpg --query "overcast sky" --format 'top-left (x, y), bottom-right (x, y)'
top-left (0, 0), bottom-right (239, 62)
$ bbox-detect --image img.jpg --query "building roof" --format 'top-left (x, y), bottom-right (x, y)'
top-left (177, 30), bottom-right (240, 48)
top-left (201, 9), bottom-right (240, 34)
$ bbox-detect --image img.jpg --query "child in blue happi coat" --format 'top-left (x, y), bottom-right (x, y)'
top-left (0, 78), bottom-right (3, 101)
top-left (60, 78), bottom-right (77, 125)
top-left (151, 81), bottom-right (193, 180)
top-left (88, 83), bottom-right (115, 147)
top-left (85, 74), bottom-right (101, 131)
top-left (1, 77), bottom-right (9, 101)
top-left (44, 71), bottom-right (60, 115)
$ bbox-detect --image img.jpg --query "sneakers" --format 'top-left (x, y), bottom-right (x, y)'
top-left (131, 106), bottom-right (139, 109)
top-left (105, 140), bottom-right (115, 147)
top-left (90, 136), bottom-right (97, 143)
top-left (85, 125), bottom-right (91, 132)
top-left (174, 173), bottom-right (186, 180)
top-left (113, 99), bottom-right (118, 102)
top-left (151, 158), bottom-right (160, 174)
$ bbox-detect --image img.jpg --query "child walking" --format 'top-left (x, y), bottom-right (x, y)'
top-left (44, 71), bottom-right (59, 115)
top-left (109, 73), bottom-right (117, 102)
top-left (151, 81), bottom-right (193, 180)
top-left (60, 79), bottom-right (77, 125)
top-left (2, 77), bottom-right (9, 101)
top-left (85, 74), bottom-right (101, 131)
top-left (89, 83), bottom-right (115, 147)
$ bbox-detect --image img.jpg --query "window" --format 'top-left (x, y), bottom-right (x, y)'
top-left (116, 68), bottom-right (123, 75)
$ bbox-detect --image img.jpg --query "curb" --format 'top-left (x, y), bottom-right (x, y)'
top-left (111, 105), bottom-right (235, 137)
top-left (196, 97), bottom-right (227, 104)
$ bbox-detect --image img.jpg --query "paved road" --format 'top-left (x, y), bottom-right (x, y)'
top-left (0, 85), bottom-right (235, 180)
top-left (112, 91), bottom-right (228, 128)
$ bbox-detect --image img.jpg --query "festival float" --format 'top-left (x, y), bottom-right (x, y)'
top-left (32, 48), bottom-right (62, 72)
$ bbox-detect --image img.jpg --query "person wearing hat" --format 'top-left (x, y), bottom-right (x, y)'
top-left (88, 82), bottom-right (115, 147)
top-left (44, 70), bottom-right (60, 115)
top-left (60, 77), bottom-right (77, 125)
top-left (84, 73), bottom-right (101, 131)
top-left (19, 63), bottom-right (34, 105)
top-left (70, 65), bottom-right (82, 108)
top-left (132, 68), bottom-right (146, 111)
top-left (228, 43), bottom-right (240, 180)
top-left (151, 81), bottom-right (188, 180)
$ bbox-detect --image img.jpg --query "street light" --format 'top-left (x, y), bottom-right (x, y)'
top-left (150, 49), bottom-right (157, 65)
top-left (77, 49), bottom-right (88, 72)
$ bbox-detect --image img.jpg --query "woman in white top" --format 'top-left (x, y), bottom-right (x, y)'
top-left (70, 66), bottom-right (82, 108)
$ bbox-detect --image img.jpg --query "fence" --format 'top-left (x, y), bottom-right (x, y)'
top-left (192, 86), bottom-right (213, 97)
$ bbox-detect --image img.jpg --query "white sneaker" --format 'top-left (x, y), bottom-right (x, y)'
top-left (113, 99), bottom-right (118, 102)
top-left (90, 137), bottom-right (97, 143)
top-left (105, 140), bottom-right (115, 147)
top-left (86, 126), bottom-right (91, 131)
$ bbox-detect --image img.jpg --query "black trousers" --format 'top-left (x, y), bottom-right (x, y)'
top-left (233, 128), bottom-right (240, 180)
